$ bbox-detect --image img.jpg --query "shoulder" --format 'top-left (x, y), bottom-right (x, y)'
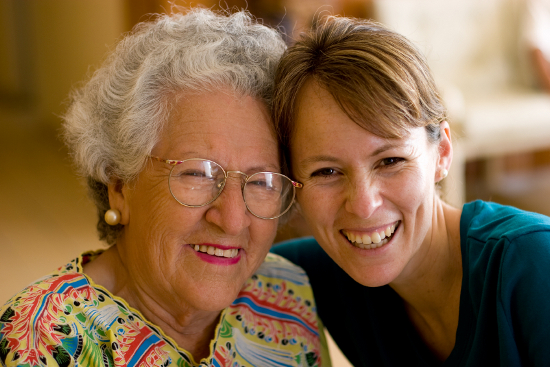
top-left (0, 251), bottom-right (140, 367)
top-left (1, 270), bottom-right (93, 312)
top-left (461, 200), bottom-right (550, 293)
top-left (225, 253), bottom-right (326, 366)
top-left (240, 253), bottom-right (316, 303)
top-left (0, 269), bottom-right (97, 366)
top-left (461, 200), bottom-right (550, 246)
top-left (256, 252), bottom-right (312, 287)
top-left (235, 252), bottom-right (319, 321)
top-left (1, 250), bottom-right (105, 312)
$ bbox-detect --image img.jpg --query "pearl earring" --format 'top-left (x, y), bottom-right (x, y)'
top-left (104, 209), bottom-right (121, 226)
top-left (440, 168), bottom-right (448, 179)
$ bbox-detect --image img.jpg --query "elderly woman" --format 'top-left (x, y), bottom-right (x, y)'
top-left (271, 16), bottom-right (550, 366)
top-left (0, 9), bottom-right (329, 367)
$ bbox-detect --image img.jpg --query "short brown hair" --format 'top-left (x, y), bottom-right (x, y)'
top-left (273, 16), bottom-right (447, 164)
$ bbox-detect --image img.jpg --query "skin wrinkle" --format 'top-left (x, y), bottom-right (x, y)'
top-left (116, 176), bottom-right (196, 324)
top-left (84, 88), bottom-right (279, 361)
top-left (76, 8), bottom-right (282, 184)
top-left (119, 255), bottom-right (218, 336)
top-left (58, 10), bottom-right (289, 362)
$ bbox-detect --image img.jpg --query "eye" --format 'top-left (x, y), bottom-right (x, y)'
top-left (311, 167), bottom-right (338, 178)
top-left (172, 169), bottom-right (215, 181)
top-left (248, 179), bottom-right (267, 187)
top-left (178, 169), bottom-right (212, 179)
top-left (184, 170), bottom-right (207, 177)
top-left (379, 157), bottom-right (404, 167)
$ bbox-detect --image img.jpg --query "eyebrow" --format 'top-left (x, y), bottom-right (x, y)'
top-left (371, 142), bottom-right (405, 156)
top-left (299, 142), bottom-right (405, 166)
top-left (162, 150), bottom-right (275, 167)
top-left (238, 164), bottom-right (276, 173)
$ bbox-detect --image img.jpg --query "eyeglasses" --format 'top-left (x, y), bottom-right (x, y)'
top-left (149, 156), bottom-right (302, 219)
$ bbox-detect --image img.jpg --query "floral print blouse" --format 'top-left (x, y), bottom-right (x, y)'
top-left (0, 251), bottom-right (329, 367)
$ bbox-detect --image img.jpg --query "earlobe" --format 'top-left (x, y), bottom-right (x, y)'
top-left (437, 121), bottom-right (453, 181)
top-left (107, 178), bottom-right (130, 225)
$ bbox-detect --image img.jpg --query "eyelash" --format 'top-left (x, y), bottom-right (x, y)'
top-left (309, 157), bottom-right (405, 180)
top-left (379, 157), bottom-right (404, 167)
top-left (311, 167), bottom-right (338, 178)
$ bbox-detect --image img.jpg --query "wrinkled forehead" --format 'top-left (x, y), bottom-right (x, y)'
top-left (156, 88), bottom-right (280, 170)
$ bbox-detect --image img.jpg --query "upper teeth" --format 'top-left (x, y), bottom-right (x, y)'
top-left (194, 245), bottom-right (239, 258)
top-left (343, 222), bottom-right (398, 250)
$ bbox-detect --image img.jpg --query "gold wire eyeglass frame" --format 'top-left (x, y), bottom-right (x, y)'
top-left (148, 156), bottom-right (303, 220)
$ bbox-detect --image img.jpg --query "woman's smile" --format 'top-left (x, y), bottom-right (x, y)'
top-left (118, 88), bottom-right (280, 312)
top-left (291, 80), bottom-right (441, 287)
top-left (342, 220), bottom-right (401, 250)
top-left (191, 243), bottom-right (242, 265)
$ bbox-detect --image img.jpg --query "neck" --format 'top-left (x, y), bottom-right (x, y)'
top-left (389, 197), bottom-right (463, 361)
top-left (83, 244), bottom-right (221, 362)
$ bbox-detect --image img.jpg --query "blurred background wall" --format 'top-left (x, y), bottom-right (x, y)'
top-left (1, 1), bottom-right (550, 365)
top-left (0, 0), bottom-right (377, 303)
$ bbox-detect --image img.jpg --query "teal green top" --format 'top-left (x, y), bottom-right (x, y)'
top-left (272, 200), bottom-right (550, 366)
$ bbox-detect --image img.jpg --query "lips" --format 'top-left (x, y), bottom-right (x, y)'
top-left (192, 244), bottom-right (240, 258)
top-left (342, 221), bottom-right (400, 250)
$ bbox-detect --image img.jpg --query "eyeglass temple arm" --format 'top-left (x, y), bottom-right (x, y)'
top-left (149, 156), bottom-right (182, 166)
top-left (292, 181), bottom-right (303, 188)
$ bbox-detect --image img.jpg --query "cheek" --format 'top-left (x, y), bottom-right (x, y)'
top-left (383, 169), bottom-right (435, 242)
top-left (135, 193), bottom-right (170, 228)
top-left (127, 186), bottom-right (204, 252)
top-left (249, 219), bottom-right (278, 252)
top-left (297, 190), bottom-right (334, 230)
top-left (386, 167), bottom-right (433, 208)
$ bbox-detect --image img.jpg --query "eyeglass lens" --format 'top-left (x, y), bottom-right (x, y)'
top-left (168, 159), bottom-right (294, 218)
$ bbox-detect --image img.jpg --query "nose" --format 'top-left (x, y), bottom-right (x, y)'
top-left (344, 176), bottom-right (383, 219)
top-left (205, 173), bottom-right (251, 235)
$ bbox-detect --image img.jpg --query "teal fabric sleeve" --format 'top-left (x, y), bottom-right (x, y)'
top-left (460, 200), bottom-right (550, 366)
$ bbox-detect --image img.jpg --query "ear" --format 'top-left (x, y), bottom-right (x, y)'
top-left (107, 178), bottom-right (131, 225)
top-left (436, 121), bottom-right (453, 182)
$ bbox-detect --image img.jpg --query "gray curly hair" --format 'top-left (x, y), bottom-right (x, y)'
top-left (62, 8), bottom-right (287, 245)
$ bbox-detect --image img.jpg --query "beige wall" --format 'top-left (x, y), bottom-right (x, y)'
top-left (0, 0), bottom-right (127, 302)
top-left (26, 0), bottom-right (126, 127)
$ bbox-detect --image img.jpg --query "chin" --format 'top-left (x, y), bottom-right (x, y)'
top-left (353, 277), bottom-right (392, 288)
top-left (188, 290), bottom-right (238, 313)
top-left (342, 262), bottom-right (399, 288)
top-left (196, 280), bottom-right (247, 309)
